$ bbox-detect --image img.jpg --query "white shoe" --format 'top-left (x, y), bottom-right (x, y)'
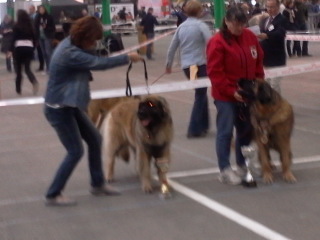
top-left (236, 165), bottom-right (247, 178)
top-left (218, 167), bottom-right (242, 185)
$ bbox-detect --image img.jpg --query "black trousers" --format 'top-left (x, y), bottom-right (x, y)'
top-left (13, 47), bottom-right (38, 94)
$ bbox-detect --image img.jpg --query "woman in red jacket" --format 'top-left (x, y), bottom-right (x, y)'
top-left (206, 7), bottom-right (264, 185)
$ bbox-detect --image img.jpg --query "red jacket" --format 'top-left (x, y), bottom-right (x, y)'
top-left (206, 29), bottom-right (264, 102)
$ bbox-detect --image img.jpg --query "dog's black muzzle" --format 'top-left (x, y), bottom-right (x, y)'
top-left (237, 78), bottom-right (256, 102)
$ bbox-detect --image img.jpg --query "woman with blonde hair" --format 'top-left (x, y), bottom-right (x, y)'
top-left (44, 16), bottom-right (143, 206)
top-left (166, 0), bottom-right (212, 138)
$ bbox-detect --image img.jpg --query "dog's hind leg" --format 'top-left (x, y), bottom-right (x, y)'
top-left (101, 116), bottom-right (117, 183)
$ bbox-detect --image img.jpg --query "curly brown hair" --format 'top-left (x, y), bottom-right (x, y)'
top-left (70, 16), bottom-right (103, 49)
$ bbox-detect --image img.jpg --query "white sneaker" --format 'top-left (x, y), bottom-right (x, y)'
top-left (218, 167), bottom-right (242, 185)
top-left (236, 165), bottom-right (247, 178)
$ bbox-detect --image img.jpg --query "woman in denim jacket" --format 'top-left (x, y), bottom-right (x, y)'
top-left (44, 16), bottom-right (143, 206)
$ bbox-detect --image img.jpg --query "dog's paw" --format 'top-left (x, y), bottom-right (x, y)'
top-left (262, 173), bottom-right (274, 184)
top-left (142, 183), bottom-right (153, 193)
top-left (283, 172), bottom-right (297, 183)
top-left (106, 177), bottom-right (115, 183)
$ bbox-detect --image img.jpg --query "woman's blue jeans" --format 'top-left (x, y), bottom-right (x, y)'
top-left (183, 65), bottom-right (209, 135)
top-left (39, 38), bottom-right (52, 71)
top-left (214, 100), bottom-right (253, 171)
top-left (44, 106), bottom-right (104, 198)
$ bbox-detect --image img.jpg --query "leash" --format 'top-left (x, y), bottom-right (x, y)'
top-left (151, 69), bottom-right (182, 85)
top-left (126, 59), bottom-right (148, 97)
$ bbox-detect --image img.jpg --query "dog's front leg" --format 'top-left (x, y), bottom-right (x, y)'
top-left (279, 143), bottom-right (297, 183)
top-left (137, 149), bottom-right (153, 193)
top-left (257, 140), bottom-right (274, 184)
top-left (155, 157), bottom-right (170, 185)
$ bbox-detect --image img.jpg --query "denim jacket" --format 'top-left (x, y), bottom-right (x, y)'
top-left (44, 37), bottom-right (129, 110)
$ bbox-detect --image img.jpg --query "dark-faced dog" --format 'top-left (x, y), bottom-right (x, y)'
top-left (239, 79), bottom-right (296, 184)
top-left (101, 95), bottom-right (173, 193)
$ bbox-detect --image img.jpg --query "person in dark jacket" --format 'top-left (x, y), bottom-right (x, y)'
top-left (140, 7), bottom-right (159, 60)
top-left (34, 5), bottom-right (56, 72)
top-left (294, 0), bottom-right (311, 56)
top-left (0, 15), bottom-right (14, 72)
top-left (10, 10), bottom-right (38, 95)
top-left (44, 16), bottom-right (143, 206)
top-left (29, 4), bottom-right (45, 72)
top-left (137, 6), bottom-right (147, 19)
top-left (252, 3), bottom-right (262, 16)
top-left (173, 1), bottom-right (188, 26)
top-left (258, 0), bottom-right (286, 93)
top-left (283, 0), bottom-right (300, 57)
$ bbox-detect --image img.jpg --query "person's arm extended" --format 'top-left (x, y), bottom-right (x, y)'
top-left (65, 49), bottom-right (142, 70)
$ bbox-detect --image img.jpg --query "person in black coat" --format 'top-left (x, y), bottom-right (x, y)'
top-left (140, 7), bottom-right (159, 60)
top-left (0, 15), bottom-right (14, 72)
top-left (10, 10), bottom-right (39, 95)
top-left (34, 5), bottom-right (56, 72)
top-left (282, 0), bottom-right (300, 57)
top-left (258, 0), bottom-right (286, 93)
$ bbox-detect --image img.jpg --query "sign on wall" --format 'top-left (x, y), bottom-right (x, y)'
top-left (96, 3), bottom-right (134, 21)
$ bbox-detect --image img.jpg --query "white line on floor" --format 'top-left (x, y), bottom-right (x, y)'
top-left (168, 155), bottom-right (320, 179)
top-left (165, 155), bottom-right (320, 239)
top-left (168, 178), bottom-right (292, 240)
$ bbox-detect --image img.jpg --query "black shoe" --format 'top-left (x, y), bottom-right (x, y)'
top-left (187, 132), bottom-right (207, 139)
top-left (302, 54), bottom-right (312, 57)
top-left (90, 185), bottom-right (121, 196)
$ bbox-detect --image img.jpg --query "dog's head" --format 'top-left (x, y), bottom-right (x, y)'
top-left (237, 78), bottom-right (256, 102)
top-left (238, 79), bottom-right (277, 105)
top-left (255, 81), bottom-right (277, 105)
top-left (137, 96), bottom-right (170, 130)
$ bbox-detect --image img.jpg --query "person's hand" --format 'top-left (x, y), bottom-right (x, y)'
top-left (128, 52), bottom-right (144, 62)
top-left (166, 67), bottom-right (172, 74)
top-left (257, 33), bottom-right (268, 40)
top-left (6, 52), bottom-right (12, 58)
top-left (234, 91), bottom-right (245, 102)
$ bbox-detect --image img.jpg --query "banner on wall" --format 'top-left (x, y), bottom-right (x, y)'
top-left (138, 0), bottom-right (163, 17)
top-left (96, 3), bottom-right (134, 21)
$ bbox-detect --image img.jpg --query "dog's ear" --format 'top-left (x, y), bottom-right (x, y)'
top-left (156, 96), bottom-right (170, 116)
top-left (257, 82), bottom-right (275, 104)
top-left (237, 79), bottom-right (256, 101)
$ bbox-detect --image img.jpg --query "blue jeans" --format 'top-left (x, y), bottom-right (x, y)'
top-left (183, 65), bottom-right (209, 135)
top-left (39, 38), bottom-right (53, 71)
top-left (214, 100), bottom-right (253, 170)
top-left (44, 106), bottom-right (104, 198)
top-left (145, 32), bottom-right (155, 59)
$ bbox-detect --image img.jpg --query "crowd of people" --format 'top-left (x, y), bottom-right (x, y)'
top-left (0, 0), bottom-right (319, 204)
top-left (0, 5), bottom-right (57, 95)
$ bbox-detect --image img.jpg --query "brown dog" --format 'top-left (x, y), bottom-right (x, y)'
top-left (88, 96), bottom-right (136, 129)
top-left (249, 81), bottom-right (296, 184)
top-left (101, 95), bottom-right (173, 193)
